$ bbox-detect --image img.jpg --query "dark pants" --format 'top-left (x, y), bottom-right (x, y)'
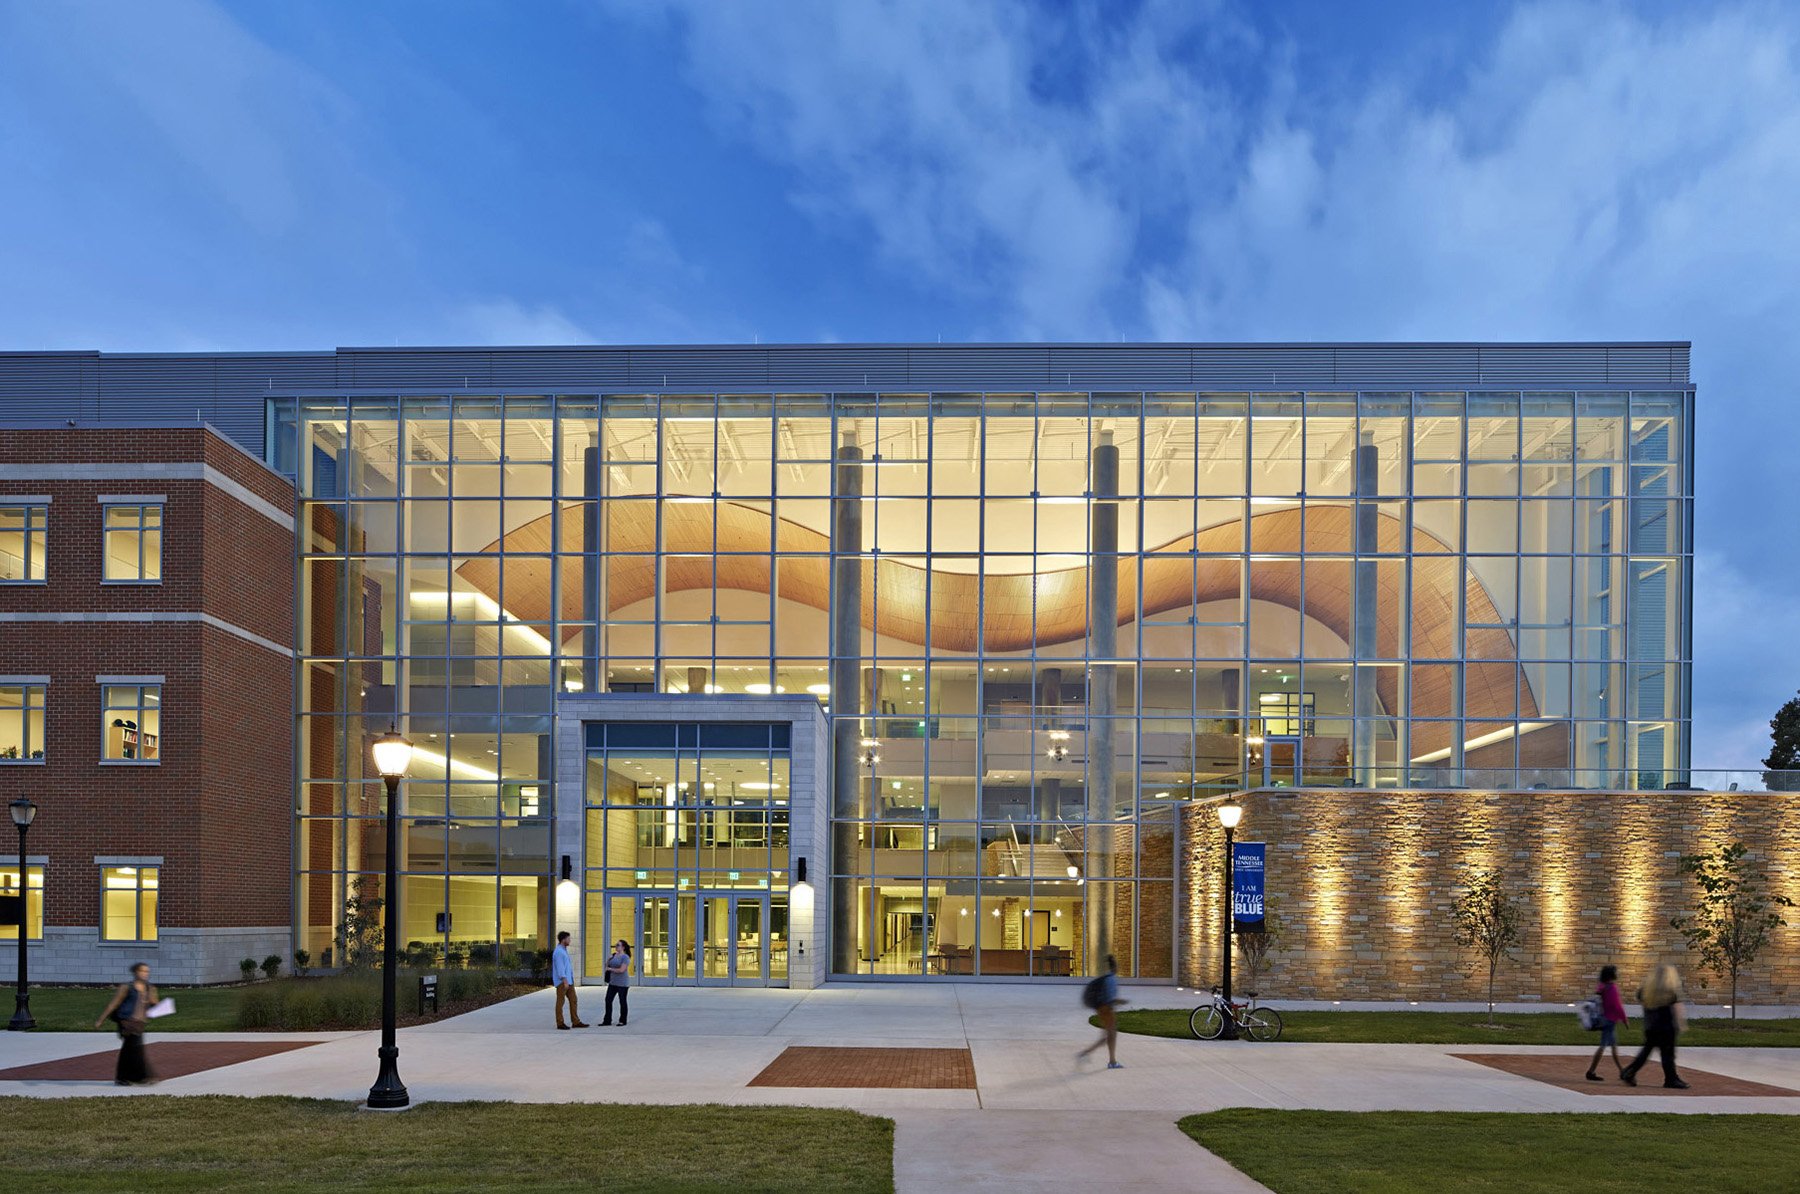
top-left (602, 984), bottom-right (628, 1025)
top-left (1624, 1007), bottom-right (1680, 1084)
top-left (116, 1029), bottom-right (152, 1084)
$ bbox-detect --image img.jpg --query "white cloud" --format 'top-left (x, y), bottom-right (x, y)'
top-left (640, 0), bottom-right (1800, 763)
top-left (455, 300), bottom-right (595, 346)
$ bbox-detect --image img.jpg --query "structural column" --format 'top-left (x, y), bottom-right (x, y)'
top-left (829, 434), bottom-right (865, 973)
top-left (1086, 430), bottom-right (1118, 971)
top-left (1352, 433), bottom-right (1379, 786)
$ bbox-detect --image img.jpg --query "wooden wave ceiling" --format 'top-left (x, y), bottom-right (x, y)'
top-left (455, 502), bottom-right (1539, 745)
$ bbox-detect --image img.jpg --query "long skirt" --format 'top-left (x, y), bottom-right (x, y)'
top-left (116, 1030), bottom-right (152, 1084)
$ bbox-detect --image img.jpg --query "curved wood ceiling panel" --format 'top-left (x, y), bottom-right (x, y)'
top-left (455, 501), bottom-right (1535, 722)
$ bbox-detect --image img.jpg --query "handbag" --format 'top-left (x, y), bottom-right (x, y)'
top-left (1576, 996), bottom-right (1605, 1031)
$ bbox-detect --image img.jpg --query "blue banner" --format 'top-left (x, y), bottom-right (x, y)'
top-left (1232, 842), bottom-right (1266, 933)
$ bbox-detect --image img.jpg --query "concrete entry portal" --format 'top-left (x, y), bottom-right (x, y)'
top-left (554, 693), bottom-right (830, 990)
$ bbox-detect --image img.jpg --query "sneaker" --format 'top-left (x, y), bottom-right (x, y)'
top-left (1106, 1061), bottom-right (1124, 1070)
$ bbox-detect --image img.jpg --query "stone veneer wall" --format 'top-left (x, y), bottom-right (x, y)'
top-left (1178, 789), bottom-right (1800, 1004)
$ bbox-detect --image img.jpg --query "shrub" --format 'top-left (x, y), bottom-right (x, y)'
top-left (292, 949), bottom-right (311, 977)
top-left (260, 954), bottom-right (282, 980)
top-left (237, 984), bottom-right (281, 1028)
top-left (240, 958), bottom-right (259, 982)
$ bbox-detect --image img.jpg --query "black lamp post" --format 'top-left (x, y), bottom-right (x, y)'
top-left (1217, 797), bottom-right (1243, 1040)
top-left (8, 798), bottom-right (36, 1031)
top-left (367, 728), bottom-right (413, 1109)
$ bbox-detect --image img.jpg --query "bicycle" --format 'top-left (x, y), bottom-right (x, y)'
top-left (1189, 985), bottom-right (1284, 1041)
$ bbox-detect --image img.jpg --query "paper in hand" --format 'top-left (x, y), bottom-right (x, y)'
top-left (146, 998), bottom-right (176, 1019)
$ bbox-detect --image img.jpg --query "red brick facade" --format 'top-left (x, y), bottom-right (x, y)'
top-left (0, 428), bottom-right (296, 980)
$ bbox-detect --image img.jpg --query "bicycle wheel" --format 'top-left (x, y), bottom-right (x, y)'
top-left (1190, 1005), bottom-right (1226, 1040)
top-left (1242, 1007), bottom-right (1284, 1041)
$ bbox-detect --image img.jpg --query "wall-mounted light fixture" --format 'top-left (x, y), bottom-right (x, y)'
top-left (795, 856), bottom-right (808, 884)
top-left (560, 854), bottom-right (573, 882)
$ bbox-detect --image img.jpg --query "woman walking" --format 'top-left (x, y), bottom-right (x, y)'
top-left (95, 962), bottom-right (157, 1086)
top-left (1585, 964), bottom-right (1628, 1081)
top-left (600, 939), bottom-right (632, 1026)
top-left (1622, 963), bottom-right (1689, 1089)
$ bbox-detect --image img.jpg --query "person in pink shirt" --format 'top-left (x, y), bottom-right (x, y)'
top-left (1586, 964), bottom-right (1629, 1081)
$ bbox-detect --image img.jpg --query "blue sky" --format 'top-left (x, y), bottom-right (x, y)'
top-left (1, 0), bottom-right (1796, 765)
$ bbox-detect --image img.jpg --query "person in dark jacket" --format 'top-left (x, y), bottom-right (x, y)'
top-left (1586, 964), bottom-right (1629, 1081)
top-left (1622, 964), bottom-right (1689, 1089)
top-left (95, 962), bottom-right (157, 1086)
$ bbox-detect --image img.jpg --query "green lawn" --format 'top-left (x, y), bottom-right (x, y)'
top-left (1108, 1008), bottom-right (1800, 1047)
top-left (17, 986), bottom-right (249, 1033)
top-left (0, 1096), bottom-right (895, 1193)
top-left (1180, 1109), bottom-right (1800, 1193)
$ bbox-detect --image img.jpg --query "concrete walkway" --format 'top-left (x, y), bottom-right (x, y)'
top-left (4, 984), bottom-right (1798, 1192)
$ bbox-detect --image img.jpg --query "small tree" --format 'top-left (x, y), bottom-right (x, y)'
top-left (1235, 899), bottom-right (1283, 995)
top-left (1452, 869), bottom-right (1527, 1024)
top-left (260, 954), bottom-right (282, 980)
top-left (335, 877), bottom-right (385, 969)
top-left (240, 957), bottom-right (258, 982)
top-left (1670, 841), bottom-right (1794, 1019)
top-left (1764, 692), bottom-right (1800, 791)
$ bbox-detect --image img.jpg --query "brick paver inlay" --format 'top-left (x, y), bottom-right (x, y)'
top-left (1451, 1053), bottom-right (1800, 1097)
top-left (748, 1045), bottom-right (977, 1089)
top-left (0, 1040), bottom-right (321, 1083)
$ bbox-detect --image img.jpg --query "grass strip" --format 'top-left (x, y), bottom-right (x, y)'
top-left (1179, 1109), bottom-right (1800, 1193)
top-left (0, 1095), bottom-right (895, 1193)
top-left (1110, 1008), bottom-right (1800, 1047)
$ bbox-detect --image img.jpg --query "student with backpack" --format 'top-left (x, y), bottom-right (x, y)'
top-left (1077, 954), bottom-right (1128, 1070)
top-left (1583, 964), bottom-right (1628, 1081)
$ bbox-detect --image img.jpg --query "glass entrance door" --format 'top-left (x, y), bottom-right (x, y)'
top-left (601, 893), bottom-right (679, 985)
top-left (697, 892), bottom-right (769, 986)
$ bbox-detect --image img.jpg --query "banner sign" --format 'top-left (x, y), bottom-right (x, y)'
top-left (1231, 842), bottom-right (1266, 933)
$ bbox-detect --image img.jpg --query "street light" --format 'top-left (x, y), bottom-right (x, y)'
top-left (8, 798), bottom-right (37, 1031)
top-left (1216, 798), bottom-right (1243, 1041)
top-left (367, 728), bottom-right (413, 1109)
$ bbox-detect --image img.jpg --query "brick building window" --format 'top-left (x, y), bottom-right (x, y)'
top-left (0, 503), bottom-right (48, 582)
top-left (101, 683), bottom-right (161, 762)
top-left (0, 863), bottom-right (44, 941)
top-left (0, 682), bottom-right (47, 763)
top-left (102, 503), bottom-right (162, 582)
top-left (100, 865), bottom-right (158, 942)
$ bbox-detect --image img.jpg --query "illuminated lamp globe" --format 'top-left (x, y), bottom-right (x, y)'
top-left (371, 729), bottom-right (415, 779)
top-left (1216, 798), bottom-right (1243, 831)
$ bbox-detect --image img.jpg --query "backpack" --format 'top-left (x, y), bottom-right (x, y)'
top-left (1576, 996), bottom-right (1605, 1031)
top-left (1081, 976), bottom-right (1108, 1010)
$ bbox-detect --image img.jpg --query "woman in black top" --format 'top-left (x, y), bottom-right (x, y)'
top-left (96, 962), bottom-right (157, 1085)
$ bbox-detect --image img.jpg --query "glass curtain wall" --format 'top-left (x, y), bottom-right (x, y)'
top-left (280, 388), bottom-right (1691, 978)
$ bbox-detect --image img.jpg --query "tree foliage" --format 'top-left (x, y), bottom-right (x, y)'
top-left (335, 876), bottom-right (385, 969)
top-left (1452, 869), bottom-right (1527, 1023)
top-left (1235, 899), bottom-right (1283, 995)
top-left (1764, 691), bottom-right (1800, 791)
top-left (1670, 842), bottom-right (1793, 1019)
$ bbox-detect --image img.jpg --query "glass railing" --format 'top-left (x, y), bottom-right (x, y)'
top-left (1188, 767), bottom-right (1800, 794)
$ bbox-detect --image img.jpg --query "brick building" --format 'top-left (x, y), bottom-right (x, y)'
top-left (1, 428), bottom-right (294, 983)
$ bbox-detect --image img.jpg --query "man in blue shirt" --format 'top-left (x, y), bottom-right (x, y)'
top-left (552, 931), bottom-right (588, 1029)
